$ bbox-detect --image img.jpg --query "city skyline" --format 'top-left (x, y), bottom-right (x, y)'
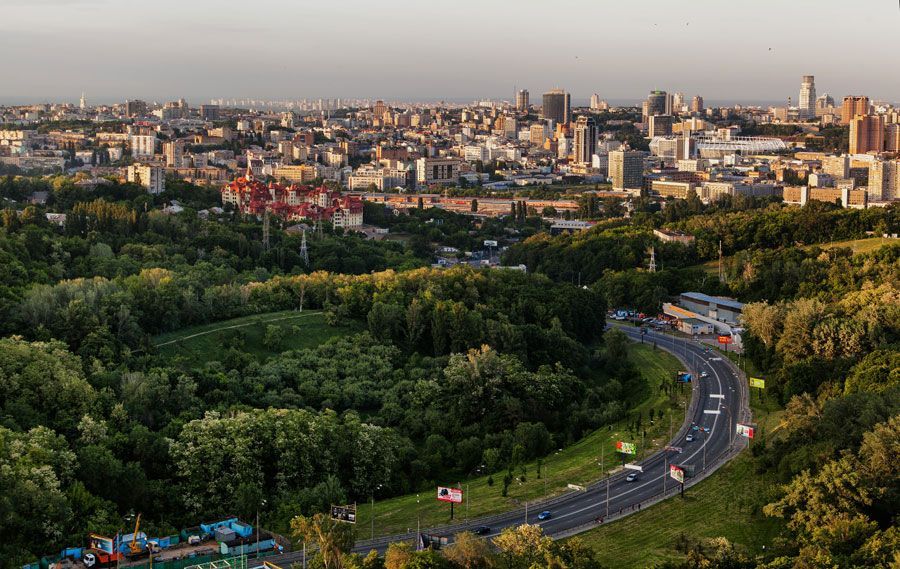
top-left (2, 0), bottom-right (900, 105)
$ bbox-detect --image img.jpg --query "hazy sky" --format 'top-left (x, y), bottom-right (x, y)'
top-left (2, 0), bottom-right (899, 105)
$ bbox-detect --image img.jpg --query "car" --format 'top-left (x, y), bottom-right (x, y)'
top-left (686, 434), bottom-right (694, 442)
top-left (537, 510), bottom-right (552, 521)
top-left (473, 526), bottom-right (491, 535)
top-left (700, 371), bottom-right (709, 378)
top-left (626, 473), bottom-right (639, 482)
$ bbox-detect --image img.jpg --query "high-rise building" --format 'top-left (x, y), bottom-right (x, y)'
top-left (691, 96), bottom-right (704, 114)
top-left (373, 100), bottom-right (388, 118)
top-left (542, 89), bottom-right (570, 125)
top-left (127, 164), bottom-right (165, 194)
top-left (799, 75), bottom-right (816, 120)
top-left (609, 150), bottom-right (644, 190)
top-left (199, 104), bottom-right (220, 121)
top-left (646, 90), bottom-right (668, 119)
top-left (125, 99), bottom-right (148, 118)
top-left (589, 93), bottom-right (604, 110)
top-left (816, 93), bottom-right (835, 110)
top-left (79, 92), bottom-right (87, 110)
top-left (823, 155), bottom-right (850, 179)
top-left (841, 96), bottom-right (870, 124)
top-left (516, 89), bottom-right (530, 112)
top-left (573, 116), bottom-right (597, 165)
top-left (164, 140), bottom-right (185, 167)
top-left (673, 93), bottom-right (685, 114)
top-left (849, 114), bottom-right (885, 154)
top-left (868, 160), bottom-right (899, 202)
top-left (648, 114), bottom-right (673, 137)
top-left (885, 123), bottom-right (900, 153)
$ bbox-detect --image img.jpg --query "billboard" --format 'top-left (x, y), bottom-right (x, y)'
top-left (676, 372), bottom-right (692, 383)
top-left (437, 487), bottom-right (463, 503)
top-left (749, 377), bottom-right (766, 389)
top-left (484, 240), bottom-right (498, 247)
top-left (330, 504), bottom-right (357, 523)
top-left (736, 423), bottom-right (755, 439)
top-left (717, 335), bottom-right (732, 344)
top-left (669, 464), bottom-right (684, 484)
top-left (89, 534), bottom-right (115, 554)
top-left (616, 441), bottom-right (636, 455)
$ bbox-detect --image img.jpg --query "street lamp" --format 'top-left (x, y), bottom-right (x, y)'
top-left (256, 498), bottom-right (267, 558)
top-left (371, 484), bottom-right (383, 541)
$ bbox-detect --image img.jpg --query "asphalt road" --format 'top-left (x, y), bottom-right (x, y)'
top-left (260, 324), bottom-right (750, 566)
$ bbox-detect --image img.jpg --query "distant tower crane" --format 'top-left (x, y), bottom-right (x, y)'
top-left (648, 246), bottom-right (657, 273)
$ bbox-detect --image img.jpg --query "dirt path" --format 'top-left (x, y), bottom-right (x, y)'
top-left (154, 311), bottom-right (319, 347)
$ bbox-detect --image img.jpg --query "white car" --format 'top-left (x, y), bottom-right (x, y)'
top-left (686, 434), bottom-right (694, 442)
top-left (626, 473), bottom-right (638, 482)
top-left (700, 371), bottom-right (709, 378)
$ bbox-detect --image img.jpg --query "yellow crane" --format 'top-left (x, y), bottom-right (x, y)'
top-left (128, 513), bottom-right (143, 556)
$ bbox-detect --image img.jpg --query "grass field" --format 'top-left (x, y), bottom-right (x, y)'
top-left (575, 369), bottom-right (787, 568)
top-left (153, 310), bottom-right (362, 364)
top-left (356, 343), bottom-right (687, 538)
top-left (807, 236), bottom-right (897, 254)
top-left (696, 236), bottom-right (897, 276)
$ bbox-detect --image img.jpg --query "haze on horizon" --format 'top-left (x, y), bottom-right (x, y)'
top-left (2, 0), bottom-right (899, 106)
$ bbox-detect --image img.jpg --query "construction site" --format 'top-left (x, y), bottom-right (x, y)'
top-left (24, 517), bottom-right (286, 569)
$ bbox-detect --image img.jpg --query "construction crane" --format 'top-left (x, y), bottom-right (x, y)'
top-left (128, 513), bottom-right (143, 556)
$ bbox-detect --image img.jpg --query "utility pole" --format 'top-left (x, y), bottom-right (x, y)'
top-left (718, 239), bottom-right (724, 283)
top-left (371, 496), bottom-right (375, 540)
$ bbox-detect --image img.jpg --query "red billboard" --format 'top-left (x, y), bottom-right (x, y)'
top-left (717, 335), bottom-right (732, 344)
top-left (437, 486), bottom-right (463, 503)
top-left (669, 464), bottom-right (684, 484)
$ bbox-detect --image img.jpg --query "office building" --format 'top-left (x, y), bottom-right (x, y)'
top-left (590, 93), bottom-right (606, 110)
top-left (648, 114), bottom-right (673, 136)
top-left (646, 90), bottom-right (667, 120)
top-left (516, 89), bottom-right (529, 112)
top-left (799, 75), bottom-right (816, 120)
top-left (573, 116), bottom-right (597, 165)
top-left (673, 93), bottom-right (685, 113)
top-left (542, 89), bottom-right (571, 125)
top-left (609, 150), bottom-right (644, 190)
top-left (849, 114), bottom-right (885, 154)
top-left (841, 96), bottom-right (870, 124)
top-left (127, 164), bottom-right (165, 194)
top-left (868, 161), bottom-right (898, 201)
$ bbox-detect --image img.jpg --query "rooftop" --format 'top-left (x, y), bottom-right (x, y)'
top-left (680, 291), bottom-right (744, 311)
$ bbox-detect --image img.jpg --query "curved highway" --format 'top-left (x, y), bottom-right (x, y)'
top-left (264, 324), bottom-right (750, 564)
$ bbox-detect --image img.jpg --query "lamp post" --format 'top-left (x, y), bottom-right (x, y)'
top-left (371, 483), bottom-right (383, 541)
top-left (256, 498), bottom-right (267, 558)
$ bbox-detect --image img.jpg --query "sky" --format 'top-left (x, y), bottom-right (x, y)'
top-left (2, 0), bottom-right (899, 106)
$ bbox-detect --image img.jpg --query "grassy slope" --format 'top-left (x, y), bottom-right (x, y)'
top-left (695, 236), bottom-right (896, 275)
top-left (356, 343), bottom-right (687, 538)
top-left (575, 370), bottom-right (786, 568)
top-left (153, 310), bottom-right (362, 363)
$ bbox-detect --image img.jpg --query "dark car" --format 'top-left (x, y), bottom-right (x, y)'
top-left (537, 510), bottom-right (552, 521)
top-left (473, 526), bottom-right (491, 535)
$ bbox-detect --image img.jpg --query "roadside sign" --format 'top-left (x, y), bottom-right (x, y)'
top-left (567, 483), bottom-right (586, 491)
top-left (749, 377), bottom-right (766, 389)
top-left (670, 464), bottom-right (684, 484)
top-left (483, 240), bottom-right (498, 247)
top-left (330, 504), bottom-right (357, 523)
top-left (624, 464), bottom-right (643, 472)
top-left (709, 394), bottom-right (725, 399)
top-left (736, 423), bottom-right (755, 439)
top-left (437, 486), bottom-right (463, 503)
top-left (717, 335), bottom-right (732, 344)
top-left (703, 409), bottom-right (721, 415)
top-left (664, 445), bottom-right (683, 453)
top-left (616, 441), bottom-right (636, 454)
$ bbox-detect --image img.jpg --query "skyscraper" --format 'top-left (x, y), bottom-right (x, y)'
top-left (516, 89), bottom-right (530, 112)
top-left (849, 114), bottom-right (885, 154)
top-left (573, 116), bottom-right (597, 165)
top-left (799, 75), bottom-right (816, 120)
top-left (648, 114), bottom-right (673, 137)
top-left (841, 96), bottom-right (870, 124)
top-left (542, 89), bottom-right (570, 125)
top-left (645, 90), bottom-right (667, 122)
top-left (609, 150), bottom-right (644, 190)
top-left (691, 96), bottom-right (704, 114)
top-left (673, 93), bottom-right (685, 113)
